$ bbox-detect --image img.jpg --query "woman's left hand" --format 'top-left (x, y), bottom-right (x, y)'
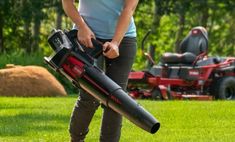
top-left (103, 41), bottom-right (119, 59)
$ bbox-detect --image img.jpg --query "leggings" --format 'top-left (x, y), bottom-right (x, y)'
top-left (69, 37), bottom-right (137, 142)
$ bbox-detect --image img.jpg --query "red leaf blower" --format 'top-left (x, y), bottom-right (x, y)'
top-left (44, 29), bottom-right (160, 134)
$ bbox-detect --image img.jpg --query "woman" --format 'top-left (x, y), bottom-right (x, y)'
top-left (62, 0), bottom-right (139, 141)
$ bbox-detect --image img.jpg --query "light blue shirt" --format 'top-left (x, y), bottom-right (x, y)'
top-left (77, 0), bottom-right (136, 39)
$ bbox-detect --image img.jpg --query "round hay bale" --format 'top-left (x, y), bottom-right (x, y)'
top-left (0, 65), bottom-right (67, 97)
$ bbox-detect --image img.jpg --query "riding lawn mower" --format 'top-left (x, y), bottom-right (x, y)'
top-left (128, 26), bottom-right (235, 100)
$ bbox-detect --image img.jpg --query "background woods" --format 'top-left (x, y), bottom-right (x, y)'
top-left (135, 0), bottom-right (235, 69)
top-left (0, 0), bottom-right (235, 57)
top-left (0, 0), bottom-right (235, 92)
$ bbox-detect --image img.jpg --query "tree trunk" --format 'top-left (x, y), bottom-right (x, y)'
top-left (149, 0), bottom-right (163, 63)
top-left (228, 10), bottom-right (235, 56)
top-left (152, 1), bottom-right (162, 34)
top-left (56, 10), bottom-right (63, 29)
top-left (0, 17), bottom-right (3, 52)
top-left (32, 18), bottom-right (41, 52)
top-left (175, 12), bottom-right (185, 53)
top-left (24, 22), bottom-right (32, 53)
top-left (200, 2), bottom-right (209, 28)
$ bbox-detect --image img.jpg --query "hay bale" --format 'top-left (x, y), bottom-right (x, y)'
top-left (0, 65), bottom-right (67, 97)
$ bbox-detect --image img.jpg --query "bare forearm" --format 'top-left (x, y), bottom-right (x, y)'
top-left (62, 0), bottom-right (95, 47)
top-left (62, 0), bottom-right (86, 28)
top-left (112, 0), bottom-right (139, 45)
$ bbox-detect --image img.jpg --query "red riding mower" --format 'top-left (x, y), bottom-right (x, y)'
top-left (128, 26), bottom-right (235, 100)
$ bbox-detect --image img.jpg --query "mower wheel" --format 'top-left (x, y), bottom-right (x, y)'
top-left (151, 88), bottom-right (163, 100)
top-left (211, 76), bottom-right (235, 100)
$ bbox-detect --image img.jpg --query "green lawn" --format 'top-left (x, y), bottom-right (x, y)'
top-left (0, 96), bottom-right (234, 142)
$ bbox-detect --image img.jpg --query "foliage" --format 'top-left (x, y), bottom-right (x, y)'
top-left (133, 0), bottom-right (235, 69)
top-left (0, 0), bottom-right (235, 69)
top-left (0, 97), bottom-right (235, 142)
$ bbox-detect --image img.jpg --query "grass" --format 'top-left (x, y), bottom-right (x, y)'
top-left (0, 52), bottom-right (45, 69)
top-left (0, 96), bottom-right (235, 142)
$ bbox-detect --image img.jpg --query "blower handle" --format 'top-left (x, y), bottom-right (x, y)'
top-left (89, 38), bottom-right (103, 58)
top-left (66, 29), bottom-right (104, 59)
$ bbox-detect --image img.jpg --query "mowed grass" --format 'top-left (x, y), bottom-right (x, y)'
top-left (0, 96), bottom-right (235, 142)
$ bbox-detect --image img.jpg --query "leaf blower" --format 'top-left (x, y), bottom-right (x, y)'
top-left (44, 29), bottom-right (160, 134)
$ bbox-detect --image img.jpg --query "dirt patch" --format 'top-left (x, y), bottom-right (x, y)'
top-left (0, 65), bottom-right (67, 97)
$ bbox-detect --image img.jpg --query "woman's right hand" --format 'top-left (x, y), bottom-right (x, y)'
top-left (62, 0), bottom-right (95, 48)
top-left (77, 25), bottom-right (95, 48)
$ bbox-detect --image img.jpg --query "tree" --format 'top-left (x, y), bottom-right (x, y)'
top-left (0, 0), bottom-right (12, 52)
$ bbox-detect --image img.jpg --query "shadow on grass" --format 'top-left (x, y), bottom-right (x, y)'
top-left (0, 104), bottom-right (50, 110)
top-left (0, 112), bottom-right (70, 137)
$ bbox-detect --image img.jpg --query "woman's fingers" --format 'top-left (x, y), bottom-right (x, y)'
top-left (103, 42), bottom-right (119, 59)
top-left (77, 26), bottom-right (95, 48)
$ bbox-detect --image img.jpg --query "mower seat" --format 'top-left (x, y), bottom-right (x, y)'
top-left (161, 26), bottom-right (208, 65)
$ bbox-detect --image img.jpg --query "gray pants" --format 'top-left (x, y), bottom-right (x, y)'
top-left (69, 37), bottom-right (137, 142)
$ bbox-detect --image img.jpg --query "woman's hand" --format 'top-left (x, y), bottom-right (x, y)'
top-left (77, 25), bottom-right (95, 48)
top-left (62, 0), bottom-right (95, 48)
top-left (103, 41), bottom-right (119, 59)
